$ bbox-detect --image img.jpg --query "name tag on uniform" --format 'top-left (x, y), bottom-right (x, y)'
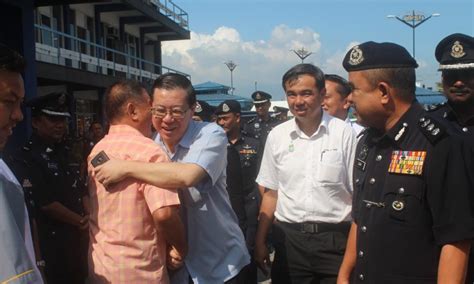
top-left (388, 150), bottom-right (426, 175)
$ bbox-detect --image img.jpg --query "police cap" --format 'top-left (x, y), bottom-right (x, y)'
top-left (215, 100), bottom-right (241, 115)
top-left (26, 92), bottom-right (71, 117)
top-left (343, 41), bottom-right (418, 72)
top-left (194, 100), bottom-right (215, 121)
top-left (435, 33), bottom-right (474, 70)
top-left (251, 91), bottom-right (272, 104)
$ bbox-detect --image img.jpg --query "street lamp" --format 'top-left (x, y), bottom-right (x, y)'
top-left (224, 60), bottom-right (237, 94)
top-left (387, 10), bottom-right (440, 58)
top-left (291, 47), bottom-right (312, 63)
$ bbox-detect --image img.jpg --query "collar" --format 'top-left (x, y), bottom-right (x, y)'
top-left (29, 133), bottom-right (57, 152)
top-left (108, 124), bottom-right (146, 137)
top-left (445, 102), bottom-right (474, 126)
top-left (290, 112), bottom-right (329, 139)
top-left (371, 103), bottom-right (424, 148)
top-left (177, 119), bottom-right (196, 149)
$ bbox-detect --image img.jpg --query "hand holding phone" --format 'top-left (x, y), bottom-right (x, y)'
top-left (91, 150), bottom-right (110, 168)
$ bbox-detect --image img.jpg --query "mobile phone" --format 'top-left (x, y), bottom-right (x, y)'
top-left (91, 150), bottom-right (110, 168)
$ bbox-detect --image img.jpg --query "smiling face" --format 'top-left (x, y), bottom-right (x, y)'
top-left (442, 69), bottom-right (474, 106)
top-left (285, 74), bottom-right (324, 123)
top-left (152, 87), bottom-right (194, 149)
top-left (0, 71), bottom-right (24, 150)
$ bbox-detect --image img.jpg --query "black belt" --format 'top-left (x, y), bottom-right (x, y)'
top-left (277, 221), bottom-right (350, 234)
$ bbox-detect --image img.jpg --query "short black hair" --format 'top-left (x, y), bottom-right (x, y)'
top-left (104, 80), bottom-right (148, 122)
top-left (152, 73), bottom-right (196, 107)
top-left (0, 43), bottom-right (26, 73)
top-left (325, 74), bottom-right (352, 98)
top-left (282, 64), bottom-right (325, 92)
top-left (363, 68), bottom-right (416, 102)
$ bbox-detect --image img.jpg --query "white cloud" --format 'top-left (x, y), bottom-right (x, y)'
top-left (161, 24), bottom-right (324, 99)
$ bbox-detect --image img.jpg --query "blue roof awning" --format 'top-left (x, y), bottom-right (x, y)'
top-left (196, 93), bottom-right (253, 111)
top-left (415, 87), bottom-right (446, 105)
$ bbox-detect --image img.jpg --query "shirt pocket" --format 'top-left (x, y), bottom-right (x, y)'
top-left (316, 149), bottom-right (345, 184)
top-left (383, 177), bottom-right (425, 223)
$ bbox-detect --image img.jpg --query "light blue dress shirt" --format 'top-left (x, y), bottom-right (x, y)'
top-left (0, 159), bottom-right (43, 284)
top-left (155, 120), bottom-right (249, 284)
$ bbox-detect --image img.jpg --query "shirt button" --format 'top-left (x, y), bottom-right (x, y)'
top-left (355, 178), bottom-right (360, 184)
top-left (398, 187), bottom-right (405, 194)
top-left (369, 178), bottom-right (376, 184)
top-left (359, 274), bottom-right (364, 281)
top-left (375, 155), bottom-right (382, 161)
top-left (361, 226), bottom-right (367, 232)
top-left (358, 251), bottom-right (364, 257)
top-left (462, 127), bottom-right (468, 132)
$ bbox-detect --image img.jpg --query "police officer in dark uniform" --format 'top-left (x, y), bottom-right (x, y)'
top-left (428, 33), bottom-right (474, 284)
top-left (244, 91), bottom-right (280, 146)
top-left (216, 99), bottom-right (261, 284)
top-left (7, 92), bottom-right (89, 284)
top-left (192, 100), bottom-right (215, 122)
top-left (428, 34), bottom-right (474, 135)
top-left (337, 42), bottom-right (474, 283)
top-left (273, 106), bottom-right (290, 122)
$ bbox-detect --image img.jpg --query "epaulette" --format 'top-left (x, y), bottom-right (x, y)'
top-left (423, 101), bottom-right (446, 112)
top-left (418, 115), bottom-right (447, 144)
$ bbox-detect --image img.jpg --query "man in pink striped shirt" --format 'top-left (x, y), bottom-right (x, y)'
top-left (87, 80), bottom-right (186, 283)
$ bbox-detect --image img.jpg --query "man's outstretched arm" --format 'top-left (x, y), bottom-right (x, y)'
top-left (95, 159), bottom-right (208, 189)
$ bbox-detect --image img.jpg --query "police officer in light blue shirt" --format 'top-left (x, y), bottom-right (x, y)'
top-left (94, 73), bottom-right (250, 284)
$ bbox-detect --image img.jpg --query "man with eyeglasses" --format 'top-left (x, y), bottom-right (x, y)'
top-left (94, 73), bottom-right (249, 284)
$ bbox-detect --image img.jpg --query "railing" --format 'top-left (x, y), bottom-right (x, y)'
top-left (146, 0), bottom-right (189, 30)
top-left (34, 24), bottom-right (190, 83)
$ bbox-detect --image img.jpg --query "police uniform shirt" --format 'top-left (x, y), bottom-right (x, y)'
top-left (7, 134), bottom-right (87, 234)
top-left (351, 103), bottom-right (474, 283)
top-left (244, 115), bottom-right (280, 146)
top-left (428, 102), bottom-right (474, 136)
top-left (256, 112), bottom-right (357, 223)
top-left (231, 134), bottom-right (262, 195)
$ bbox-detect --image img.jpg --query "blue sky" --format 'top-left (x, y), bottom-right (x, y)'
top-left (162, 0), bottom-right (473, 100)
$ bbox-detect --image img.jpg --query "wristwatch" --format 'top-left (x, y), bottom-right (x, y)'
top-left (36, 260), bottom-right (46, 267)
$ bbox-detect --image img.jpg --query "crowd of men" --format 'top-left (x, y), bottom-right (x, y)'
top-left (0, 32), bottom-right (473, 284)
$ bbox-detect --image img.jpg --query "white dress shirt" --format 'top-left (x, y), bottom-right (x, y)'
top-left (345, 117), bottom-right (365, 137)
top-left (256, 112), bottom-right (357, 223)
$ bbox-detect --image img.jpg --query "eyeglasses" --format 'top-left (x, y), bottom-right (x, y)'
top-left (150, 106), bottom-right (189, 119)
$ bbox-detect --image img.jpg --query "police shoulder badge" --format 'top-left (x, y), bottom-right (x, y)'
top-left (222, 103), bottom-right (230, 112)
top-left (451, 41), bottom-right (466, 58)
top-left (349, 45), bottom-right (364, 65)
top-left (195, 102), bottom-right (202, 113)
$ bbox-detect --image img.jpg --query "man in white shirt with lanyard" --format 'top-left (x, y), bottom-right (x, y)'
top-left (254, 64), bottom-right (357, 284)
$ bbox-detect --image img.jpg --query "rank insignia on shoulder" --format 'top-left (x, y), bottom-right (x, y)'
top-left (418, 116), bottom-right (446, 144)
top-left (423, 102), bottom-right (446, 112)
top-left (388, 150), bottom-right (426, 175)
